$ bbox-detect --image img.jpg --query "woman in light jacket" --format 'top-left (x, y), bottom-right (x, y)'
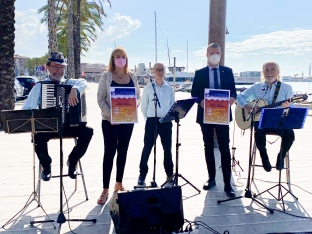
top-left (97, 47), bottom-right (141, 205)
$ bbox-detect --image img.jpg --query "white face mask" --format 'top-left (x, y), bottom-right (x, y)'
top-left (209, 54), bottom-right (221, 65)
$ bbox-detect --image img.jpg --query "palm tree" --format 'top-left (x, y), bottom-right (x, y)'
top-left (0, 0), bottom-right (16, 128)
top-left (74, 0), bottom-right (82, 79)
top-left (48, 0), bottom-right (58, 52)
top-left (39, 0), bottom-right (110, 57)
top-left (40, 0), bottom-right (110, 79)
top-left (67, 0), bottom-right (75, 79)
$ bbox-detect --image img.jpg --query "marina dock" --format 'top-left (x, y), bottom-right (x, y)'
top-left (1, 82), bottom-right (312, 234)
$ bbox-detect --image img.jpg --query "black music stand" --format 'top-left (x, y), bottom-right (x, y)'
top-left (1, 108), bottom-right (59, 228)
top-left (30, 95), bottom-right (96, 229)
top-left (254, 107), bottom-right (308, 210)
top-left (160, 98), bottom-right (201, 194)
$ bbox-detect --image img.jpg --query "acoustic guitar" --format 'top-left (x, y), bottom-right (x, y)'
top-left (235, 94), bottom-right (308, 130)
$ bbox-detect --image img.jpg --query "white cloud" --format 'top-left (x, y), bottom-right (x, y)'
top-left (82, 14), bottom-right (141, 63)
top-left (15, 10), bottom-right (48, 57)
top-left (14, 7), bottom-right (311, 76)
top-left (193, 29), bottom-right (312, 58)
top-left (226, 29), bottom-right (312, 57)
top-left (101, 13), bottom-right (141, 40)
top-left (191, 30), bottom-right (312, 75)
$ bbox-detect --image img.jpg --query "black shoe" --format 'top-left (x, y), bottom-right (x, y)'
top-left (261, 157), bottom-right (272, 172)
top-left (276, 154), bottom-right (285, 170)
top-left (41, 165), bottom-right (51, 181)
top-left (137, 175), bottom-right (146, 187)
top-left (224, 185), bottom-right (236, 198)
top-left (68, 162), bottom-right (77, 179)
top-left (203, 179), bottom-right (216, 190)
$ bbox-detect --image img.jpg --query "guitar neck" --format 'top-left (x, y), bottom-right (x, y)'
top-left (258, 100), bottom-right (286, 112)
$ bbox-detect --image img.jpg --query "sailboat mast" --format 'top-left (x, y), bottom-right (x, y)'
top-left (187, 41), bottom-right (189, 72)
top-left (154, 11), bottom-right (157, 63)
top-left (167, 39), bottom-right (171, 66)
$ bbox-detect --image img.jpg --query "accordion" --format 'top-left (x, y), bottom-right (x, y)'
top-left (40, 82), bottom-right (87, 126)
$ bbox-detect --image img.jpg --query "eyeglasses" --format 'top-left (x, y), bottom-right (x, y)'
top-left (154, 68), bottom-right (164, 72)
top-left (50, 66), bottom-right (65, 70)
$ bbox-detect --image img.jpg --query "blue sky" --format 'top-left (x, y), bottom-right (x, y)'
top-left (15, 0), bottom-right (312, 76)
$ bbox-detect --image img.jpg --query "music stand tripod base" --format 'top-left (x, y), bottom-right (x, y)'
top-left (0, 108), bottom-right (59, 229)
top-left (159, 98), bottom-right (200, 194)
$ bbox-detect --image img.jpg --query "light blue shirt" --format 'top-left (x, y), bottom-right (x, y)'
top-left (236, 81), bottom-right (294, 108)
top-left (22, 77), bottom-right (88, 110)
top-left (141, 81), bottom-right (175, 120)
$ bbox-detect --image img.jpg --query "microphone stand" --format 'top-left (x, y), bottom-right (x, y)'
top-left (217, 86), bottom-right (274, 214)
top-left (149, 75), bottom-right (161, 188)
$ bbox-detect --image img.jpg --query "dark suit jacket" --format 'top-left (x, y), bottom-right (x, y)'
top-left (191, 65), bottom-right (237, 124)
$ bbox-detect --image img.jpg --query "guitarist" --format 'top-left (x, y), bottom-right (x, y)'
top-left (236, 61), bottom-right (295, 172)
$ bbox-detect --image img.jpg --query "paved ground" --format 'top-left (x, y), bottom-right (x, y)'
top-left (1, 82), bottom-right (312, 234)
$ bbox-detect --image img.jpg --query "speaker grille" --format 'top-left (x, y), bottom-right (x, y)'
top-left (110, 186), bottom-right (184, 234)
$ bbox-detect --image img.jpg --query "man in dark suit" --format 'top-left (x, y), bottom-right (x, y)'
top-left (191, 43), bottom-right (237, 197)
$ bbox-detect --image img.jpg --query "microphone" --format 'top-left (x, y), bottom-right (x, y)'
top-left (261, 84), bottom-right (267, 91)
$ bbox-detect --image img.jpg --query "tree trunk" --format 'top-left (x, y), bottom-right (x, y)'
top-left (67, 0), bottom-right (75, 80)
top-left (0, 0), bottom-right (16, 128)
top-left (74, 0), bottom-right (81, 79)
top-left (208, 0), bottom-right (227, 65)
top-left (208, 0), bottom-right (227, 147)
top-left (48, 0), bottom-right (58, 52)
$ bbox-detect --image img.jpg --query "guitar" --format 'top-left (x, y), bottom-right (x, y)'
top-left (235, 94), bottom-right (308, 130)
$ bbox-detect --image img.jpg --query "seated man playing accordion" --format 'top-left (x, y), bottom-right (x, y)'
top-left (22, 51), bottom-right (93, 181)
top-left (236, 61), bottom-right (295, 172)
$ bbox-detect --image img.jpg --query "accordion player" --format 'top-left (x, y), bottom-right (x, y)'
top-left (40, 82), bottom-right (87, 126)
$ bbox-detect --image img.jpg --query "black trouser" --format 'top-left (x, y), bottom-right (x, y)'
top-left (139, 117), bottom-right (174, 178)
top-left (200, 124), bottom-right (231, 185)
top-left (254, 121), bottom-right (295, 159)
top-left (101, 120), bottom-right (134, 188)
top-left (34, 125), bottom-right (93, 169)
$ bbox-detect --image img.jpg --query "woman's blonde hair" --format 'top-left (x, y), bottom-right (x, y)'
top-left (261, 61), bottom-right (281, 82)
top-left (107, 47), bottom-right (129, 73)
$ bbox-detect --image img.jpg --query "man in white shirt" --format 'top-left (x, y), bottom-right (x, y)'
top-left (137, 63), bottom-right (175, 187)
top-left (22, 51), bottom-right (93, 181)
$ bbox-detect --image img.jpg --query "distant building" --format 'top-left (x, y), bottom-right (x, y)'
top-left (239, 71), bottom-right (261, 78)
top-left (14, 54), bottom-right (29, 76)
top-left (135, 63), bottom-right (148, 75)
top-left (81, 63), bottom-right (107, 82)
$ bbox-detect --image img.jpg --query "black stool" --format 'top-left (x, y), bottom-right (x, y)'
top-left (36, 137), bottom-right (88, 204)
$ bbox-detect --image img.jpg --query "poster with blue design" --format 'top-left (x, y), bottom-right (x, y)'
top-left (110, 87), bottom-right (138, 124)
top-left (204, 89), bottom-right (230, 125)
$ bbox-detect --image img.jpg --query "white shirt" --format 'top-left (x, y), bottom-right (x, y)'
top-left (140, 81), bottom-right (175, 120)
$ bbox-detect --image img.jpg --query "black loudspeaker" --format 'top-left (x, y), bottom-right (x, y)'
top-left (110, 186), bottom-right (184, 234)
